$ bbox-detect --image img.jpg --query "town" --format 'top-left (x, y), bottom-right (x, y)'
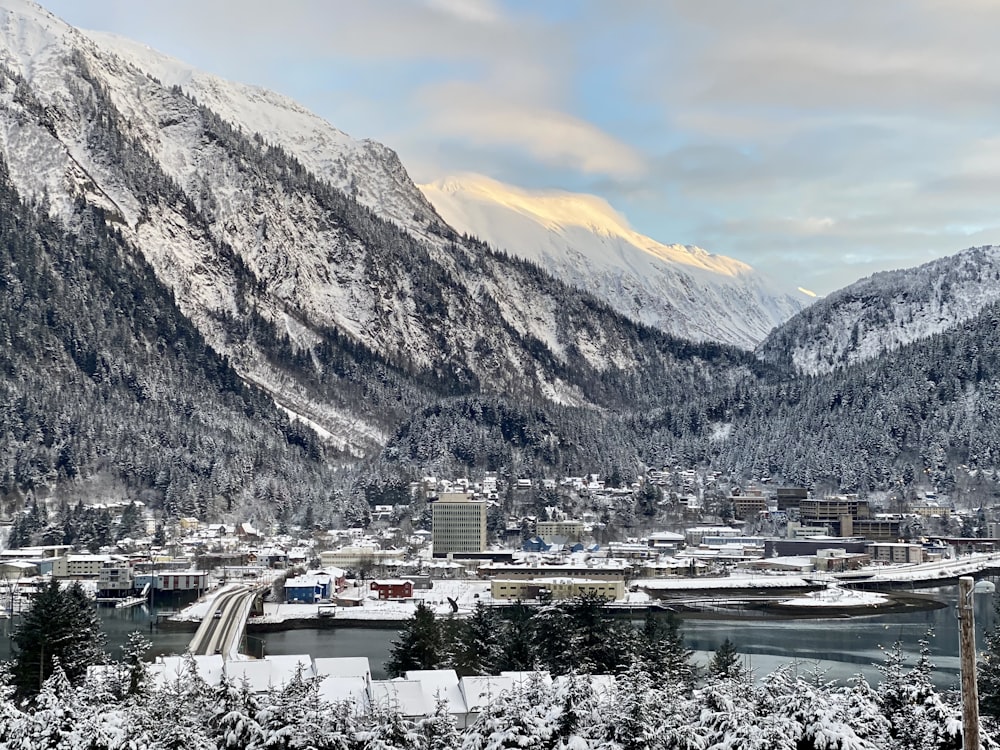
top-left (2, 469), bottom-right (996, 620)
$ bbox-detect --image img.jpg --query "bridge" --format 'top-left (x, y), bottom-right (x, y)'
top-left (187, 584), bottom-right (267, 658)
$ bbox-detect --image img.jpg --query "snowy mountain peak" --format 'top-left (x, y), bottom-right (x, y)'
top-left (0, 0), bottom-right (76, 75)
top-left (423, 174), bottom-right (751, 278)
top-left (83, 28), bottom-right (441, 236)
top-left (420, 173), bottom-right (810, 349)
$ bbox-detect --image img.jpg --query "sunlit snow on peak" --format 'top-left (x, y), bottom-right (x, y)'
top-left (421, 173), bottom-right (750, 278)
top-left (420, 173), bottom-right (811, 348)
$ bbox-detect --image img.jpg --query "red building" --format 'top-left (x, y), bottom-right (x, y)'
top-left (370, 579), bottom-right (413, 600)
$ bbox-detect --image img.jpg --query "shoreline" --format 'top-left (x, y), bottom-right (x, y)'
top-left (156, 588), bottom-right (947, 632)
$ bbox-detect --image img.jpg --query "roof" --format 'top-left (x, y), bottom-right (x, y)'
top-left (460, 675), bottom-right (514, 712)
top-left (370, 680), bottom-right (430, 716)
top-left (153, 655), bottom-right (225, 687)
top-left (316, 676), bottom-right (370, 710)
top-left (225, 660), bottom-right (281, 693)
top-left (263, 654), bottom-right (312, 682)
top-left (404, 669), bottom-right (467, 714)
top-left (314, 657), bottom-right (371, 679)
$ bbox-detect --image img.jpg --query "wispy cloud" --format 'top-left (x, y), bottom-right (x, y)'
top-left (40, 0), bottom-right (1000, 294)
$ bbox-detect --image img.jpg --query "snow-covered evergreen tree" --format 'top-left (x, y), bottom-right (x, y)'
top-left (386, 602), bottom-right (443, 677)
top-left (10, 579), bottom-right (106, 699)
top-left (417, 695), bottom-right (463, 750)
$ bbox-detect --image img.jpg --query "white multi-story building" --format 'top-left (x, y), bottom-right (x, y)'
top-left (66, 554), bottom-right (112, 578)
top-left (432, 493), bottom-right (487, 557)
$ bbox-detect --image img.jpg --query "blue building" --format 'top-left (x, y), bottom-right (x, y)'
top-left (284, 573), bottom-right (333, 604)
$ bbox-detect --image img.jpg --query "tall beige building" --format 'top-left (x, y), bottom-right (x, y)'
top-left (432, 493), bottom-right (487, 557)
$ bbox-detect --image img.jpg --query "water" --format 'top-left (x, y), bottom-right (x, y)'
top-left (683, 584), bottom-right (995, 688)
top-left (0, 584), bottom-right (993, 684)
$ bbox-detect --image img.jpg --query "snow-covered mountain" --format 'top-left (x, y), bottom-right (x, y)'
top-left (420, 175), bottom-right (812, 349)
top-left (757, 245), bottom-right (1000, 375)
top-left (0, 0), bottom-right (754, 459)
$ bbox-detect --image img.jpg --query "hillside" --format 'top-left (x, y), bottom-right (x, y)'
top-left (0, 0), bottom-right (760, 520)
top-left (421, 175), bottom-right (811, 349)
top-left (757, 245), bottom-right (1000, 374)
top-left (4, 0), bottom-right (1000, 524)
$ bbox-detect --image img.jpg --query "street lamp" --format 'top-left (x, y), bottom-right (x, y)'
top-left (958, 575), bottom-right (995, 750)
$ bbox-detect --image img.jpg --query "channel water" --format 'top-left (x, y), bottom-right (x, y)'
top-left (0, 583), bottom-right (993, 686)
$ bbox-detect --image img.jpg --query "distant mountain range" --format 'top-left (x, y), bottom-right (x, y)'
top-left (420, 175), bottom-right (811, 349)
top-left (2, 0), bottom-right (1000, 524)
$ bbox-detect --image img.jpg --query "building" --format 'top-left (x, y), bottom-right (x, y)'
top-left (775, 487), bottom-right (809, 512)
top-left (65, 554), bottom-right (112, 578)
top-left (478, 561), bottom-right (628, 582)
top-left (134, 570), bottom-right (209, 592)
top-left (431, 493), bottom-right (487, 557)
top-left (646, 531), bottom-right (685, 552)
top-left (814, 548), bottom-right (870, 572)
top-left (370, 579), bottom-right (413, 599)
top-left (490, 577), bottom-right (624, 601)
top-left (284, 573), bottom-right (335, 604)
top-left (866, 542), bottom-right (924, 564)
top-left (536, 520), bottom-right (585, 543)
top-left (799, 496), bottom-right (870, 536)
top-left (685, 527), bottom-right (742, 546)
top-left (851, 518), bottom-right (902, 543)
top-left (97, 559), bottom-right (135, 596)
top-left (319, 547), bottom-right (406, 571)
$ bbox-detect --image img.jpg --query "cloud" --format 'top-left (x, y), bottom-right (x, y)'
top-left (41, 0), bottom-right (1000, 295)
top-left (418, 84), bottom-right (645, 179)
top-left (422, 0), bottom-right (504, 25)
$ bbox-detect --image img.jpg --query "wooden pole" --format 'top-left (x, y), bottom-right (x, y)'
top-left (959, 576), bottom-right (981, 750)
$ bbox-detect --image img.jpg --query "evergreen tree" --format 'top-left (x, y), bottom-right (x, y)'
top-left (117, 500), bottom-right (142, 541)
top-left (637, 610), bottom-right (696, 686)
top-left (979, 594), bottom-right (1000, 718)
top-left (707, 637), bottom-right (744, 680)
top-left (418, 695), bottom-right (462, 750)
top-left (209, 675), bottom-right (266, 750)
top-left (497, 600), bottom-right (536, 672)
top-left (386, 601), bottom-right (442, 677)
top-left (10, 578), bottom-right (106, 699)
top-left (450, 601), bottom-right (503, 676)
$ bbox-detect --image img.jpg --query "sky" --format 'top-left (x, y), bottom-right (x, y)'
top-left (39, 0), bottom-right (1000, 295)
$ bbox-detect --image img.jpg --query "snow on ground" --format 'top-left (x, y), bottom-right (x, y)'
top-left (172, 580), bottom-right (493, 624)
top-left (835, 553), bottom-right (1000, 584)
top-left (637, 574), bottom-right (812, 591)
top-left (778, 585), bottom-right (887, 608)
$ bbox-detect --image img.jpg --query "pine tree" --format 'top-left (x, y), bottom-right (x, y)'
top-left (418, 695), bottom-right (462, 750)
top-left (979, 594), bottom-right (1000, 718)
top-left (637, 610), bottom-right (695, 686)
top-left (385, 601), bottom-right (442, 677)
top-left (450, 601), bottom-right (503, 676)
top-left (707, 637), bottom-right (744, 680)
top-left (10, 578), bottom-right (106, 699)
top-left (209, 675), bottom-right (266, 750)
top-left (497, 600), bottom-right (536, 672)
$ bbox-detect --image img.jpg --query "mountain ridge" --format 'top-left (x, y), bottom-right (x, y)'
top-left (420, 174), bottom-right (812, 349)
top-left (757, 244), bottom-right (1000, 374)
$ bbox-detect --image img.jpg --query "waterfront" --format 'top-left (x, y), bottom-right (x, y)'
top-left (0, 583), bottom-right (993, 685)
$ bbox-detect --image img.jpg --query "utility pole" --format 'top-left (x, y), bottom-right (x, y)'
top-left (958, 576), bottom-right (981, 750)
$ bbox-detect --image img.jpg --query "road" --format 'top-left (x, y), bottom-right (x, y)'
top-left (188, 585), bottom-right (258, 658)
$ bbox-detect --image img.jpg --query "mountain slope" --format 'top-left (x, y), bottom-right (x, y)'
top-left (420, 175), bottom-right (811, 349)
top-left (0, 156), bottom-right (335, 523)
top-left (757, 245), bottom-right (1000, 375)
top-left (82, 29), bottom-right (443, 242)
top-left (0, 0), bottom-right (758, 476)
